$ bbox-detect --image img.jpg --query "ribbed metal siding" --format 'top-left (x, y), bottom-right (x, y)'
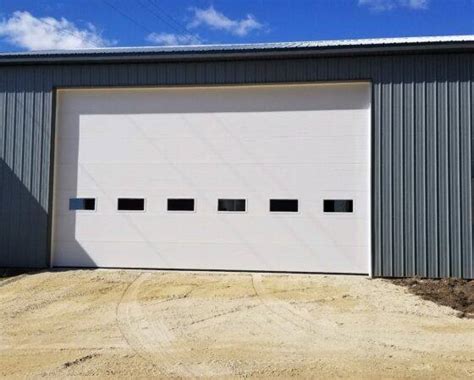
top-left (0, 66), bottom-right (50, 267)
top-left (0, 53), bottom-right (472, 278)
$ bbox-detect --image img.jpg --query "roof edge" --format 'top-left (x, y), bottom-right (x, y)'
top-left (0, 35), bottom-right (473, 65)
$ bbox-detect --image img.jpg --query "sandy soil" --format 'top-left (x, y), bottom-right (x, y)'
top-left (0, 270), bottom-right (473, 379)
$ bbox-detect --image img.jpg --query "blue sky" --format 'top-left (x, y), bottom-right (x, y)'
top-left (0, 0), bottom-right (472, 52)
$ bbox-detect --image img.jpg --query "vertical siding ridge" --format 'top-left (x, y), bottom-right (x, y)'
top-left (458, 66), bottom-right (463, 276)
top-left (436, 73), bottom-right (441, 278)
top-left (0, 73), bottom-right (7, 261)
top-left (471, 53), bottom-right (474, 279)
top-left (372, 57), bottom-right (383, 276)
top-left (401, 77), bottom-right (405, 275)
top-left (415, 55), bottom-right (427, 276)
top-left (403, 56), bottom-right (415, 276)
top-left (8, 71), bottom-right (17, 265)
top-left (457, 53), bottom-right (471, 279)
top-left (434, 68), bottom-right (439, 277)
top-left (447, 65), bottom-right (451, 277)
top-left (470, 54), bottom-right (474, 278)
top-left (446, 55), bottom-right (461, 277)
top-left (1, 79), bottom-right (7, 157)
top-left (380, 56), bottom-right (394, 276)
top-left (423, 58), bottom-right (429, 276)
top-left (29, 85), bottom-right (36, 197)
top-left (19, 72), bottom-right (28, 265)
top-left (445, 59), bottom-right (451, 277)
top-left (392, 55), bottom-right (405, 276)
top-left (413, 66), bottom-right (417, 275)
top-left (390, 65), bottom-right (395, 276)
top-left (426, 57), bottom-right (436, 277)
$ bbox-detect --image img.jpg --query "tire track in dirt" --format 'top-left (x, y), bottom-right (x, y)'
top-left (116, 272), bottom-right (188, 376)
top-left (116, 272), bottom-right (217, 377)
top-left (171, 303), bottom-right (261, 331)
top-left (115, 273), bottom-right (159, 370)
top-left (251, 273), bottom-right (332, 338)
top-left (251, 274), bottom-right (428, 355)
top-left (143, 276), bottom-right (252, 377)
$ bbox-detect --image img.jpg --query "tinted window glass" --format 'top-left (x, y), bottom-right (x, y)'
top-left (324, 200), bottom-right (353, 213)
top-left (168, 198), bottom-right (195, 211)
top-left (218, 199), bottom-right (246, 212)
top-left (118, 198), bottom-right (145, 211)
top-left (69, 198), bottom-right (95, 211)
top-left (270, 199), bottom-right (298, 212)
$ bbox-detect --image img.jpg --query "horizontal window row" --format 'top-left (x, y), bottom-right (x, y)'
top-left (69, 198), bottom-right (353, 213)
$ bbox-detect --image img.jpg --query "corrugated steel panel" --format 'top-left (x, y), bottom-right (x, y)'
top-left (0, 35), bottom-right (473, 58)
top-left (0, 53), bottom-right (472, 278)
top-left (403, 57), bottom-right (416, 277)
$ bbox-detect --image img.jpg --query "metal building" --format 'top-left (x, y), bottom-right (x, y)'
top-left (0, 36), bottom-right (473, 278)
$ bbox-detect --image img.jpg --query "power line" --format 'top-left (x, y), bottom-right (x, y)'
top-left (136, 0), bottom-right (188, 36)
top-left (101, 0), bottom-right (153, 34)
top-left (101, 0), bottom-right (205, 45)
top-left (145, 0), bottom-right (191, 35)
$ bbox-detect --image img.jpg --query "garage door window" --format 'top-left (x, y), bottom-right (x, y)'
top-left (168, 198), bottom-right (195, 211)
top-left (324, 199), bottom-right (353, 213)
top-left (69, 198), bottom-right (96, 211)
top-left (117, 198), bottom-right (145, 211)
top-left (270, 199), bottom-right (298, 212)
top-left (218, 199), bottom-right (246, 212)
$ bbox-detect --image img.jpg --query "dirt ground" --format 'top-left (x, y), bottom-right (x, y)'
top-left (0, 270), bottom-right (473, 379)
top-left (391, 278), bottom-right (474, 317)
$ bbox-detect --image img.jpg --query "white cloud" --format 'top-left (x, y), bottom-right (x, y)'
top-left (146, 32), bottom-right (200, 46)
top-left (188, 6), bottom-right (263, 36)
top-left (358, 0), bottom-right (429, 11)
top-left (0, 11), bottom-right (112, 50)
top-left (401, 0), bottom-right (429, 9)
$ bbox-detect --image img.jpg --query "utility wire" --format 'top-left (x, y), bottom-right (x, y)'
top-left (102, 0), bottom-right (205, 45)
top-left (137, 0), bottom-right (189, 36)
top-left (101, 0), bottom-right (154, 33)
top-left (145, 0), bottom-right (191, 35)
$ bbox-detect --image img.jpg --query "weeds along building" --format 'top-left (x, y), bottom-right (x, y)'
top-left (0, 36), bottom-right (473, 278)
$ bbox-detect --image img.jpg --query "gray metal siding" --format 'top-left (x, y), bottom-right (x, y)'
top-left (0, 53), bottom-right (473, 278)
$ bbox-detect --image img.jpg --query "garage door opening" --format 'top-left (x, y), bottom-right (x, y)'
top-left (51, 82), bottom-right (371, 274)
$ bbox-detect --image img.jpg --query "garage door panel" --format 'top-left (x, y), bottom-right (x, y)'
top-left (53, 214), bottom-right (145, 242)
top-left (55, 165), bottom-right (105, 192)
top-left (52, 242), bottom-right (369, 273)
top-left (80, 114), bottom-right (182, 137)
top-left (205, 136), bottom-right (369, 164)
top-left (64, 111), bottom-right (370, 141)
top-left (53, 240), bottom-right (368, 273)
top-left (164, 164), bottom-right (368, 192)
top-left (53, 83), bottom-right (371, 273)
top-left (58, 83), bottom-right (370, 114)
top-left (69, 135), bottom-right (370, 165)
top-left (227, 111), bottom-right (371, 138)
top-left (53, 213), bottom-right (369, 248)
top-left (56, 163), bottom-right (368, 193)
top-left (226, 164), bottom-right (369, 192)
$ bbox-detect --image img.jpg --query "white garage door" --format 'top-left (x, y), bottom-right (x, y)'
top-left (52, 83), bottom-right (371, 273)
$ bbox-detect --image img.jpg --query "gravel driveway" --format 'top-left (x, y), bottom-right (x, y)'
top-left (0, 270), bottom-right (473, 378)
